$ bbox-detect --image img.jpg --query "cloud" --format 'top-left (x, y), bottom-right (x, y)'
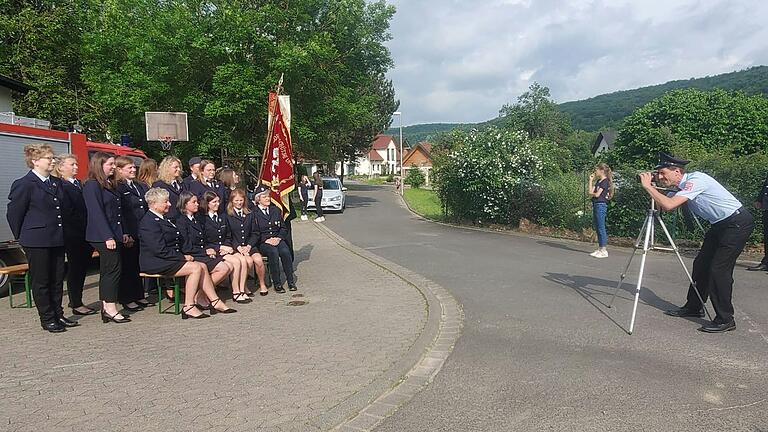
top-left (385, 0), bottom-right (768, 125)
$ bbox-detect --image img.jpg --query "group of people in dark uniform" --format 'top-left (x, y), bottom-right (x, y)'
top-left (7, 147), bottom-right (297, 332)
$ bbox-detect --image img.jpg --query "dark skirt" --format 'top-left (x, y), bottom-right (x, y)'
top-left (149, 261), bottom-right (186, 278)
top-left (194, 254), bottom-right (225, 272)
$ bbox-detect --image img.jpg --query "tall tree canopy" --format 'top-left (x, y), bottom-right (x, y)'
top-left (0, 0), bottom-right (399, 163)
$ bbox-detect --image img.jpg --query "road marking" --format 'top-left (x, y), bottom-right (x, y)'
top-left (51, 360), bottom-right (106, 369)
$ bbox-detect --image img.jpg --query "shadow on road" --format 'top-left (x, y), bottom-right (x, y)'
top-left (537, 240), bottom-right (589, 253)
top-left (543, 272), bottom-right (686, 333)
top-left (344, 195), bottom-right (379, 209)
top-left (293, 244), bottom-right (314, 267)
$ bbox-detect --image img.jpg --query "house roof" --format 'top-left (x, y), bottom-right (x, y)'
top-left (367, 149), bottom-right (384, 161)
top-left (0, 74), bottom-right (33, 93)
top-left (371, 134), bottom-right (394, 150)
top-left (403, 141), bottom-right (434, 166)
top-left (591, 130), bottom-right (617, 154)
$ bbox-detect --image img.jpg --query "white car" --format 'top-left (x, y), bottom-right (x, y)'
top-left (308, 177), bottom-right (347, 213)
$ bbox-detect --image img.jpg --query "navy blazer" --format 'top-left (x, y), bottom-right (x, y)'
top-left (151, 180), bottom-right (183, 222)
top-left (6, 171), bottom-right (66, 248)
top-left (181, 175), bottom-right (198, 190)
top-left (176, 214), bottom-right (209, 258)
top-left (83, 180), bottom-right (123, 242)
top-left (117, 180), bottom-right (148, 238)
top-left (138, 211), bottom-right (185, 274)
top-left (187, 179), bottom-right (227, 213)
top-left (251, 204), bottom-right (287, 246)
top-left (225, 210), bottom-right (257, 248)
top-left (60, 178), bottom-right (87, 240)
top-left (202, 213), bottom-right (232, 252)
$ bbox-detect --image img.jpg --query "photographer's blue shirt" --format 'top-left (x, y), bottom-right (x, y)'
top-left (675, 172), bottom-right (742, 223)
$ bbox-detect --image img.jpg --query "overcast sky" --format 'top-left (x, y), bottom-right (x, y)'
top-left (385, 0), bottom-right (768, 125)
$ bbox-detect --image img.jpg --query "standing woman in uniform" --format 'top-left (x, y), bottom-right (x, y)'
top-left (83, 152), bottom-right (130, 323)
top-left (313, 171), bottom-right (325, 222)
top-left (152, 156), bottom-right (184, 223)
top-left (588, 163), bottom-right (614, 258)
top-left (226, 188), bottom-right (268, 295)
top-left (53, 153), bottom-right (96, 316)
top-left (114, 156), bottom-right (152, 310)
top-left (7, 145), bottom-right (77, 332)
top-left (188, 159), bottom-right (226, 208)
top-left (137, 158), bottom-right (158, 188)
top-left (217, 167), bottom-right (240, 208)
top-left (201, 191), bottom-right (251, 301)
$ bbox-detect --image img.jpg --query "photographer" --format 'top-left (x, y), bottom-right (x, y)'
top-left (639, 153), bottom-right (753, 333)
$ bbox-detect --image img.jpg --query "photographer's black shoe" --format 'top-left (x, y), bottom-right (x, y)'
top-left (664, 307), bottom-right (705, 318)
top-left (698, 320), bottom-right (735, 333)
top-left (746, 263), bottom-right (768, 271)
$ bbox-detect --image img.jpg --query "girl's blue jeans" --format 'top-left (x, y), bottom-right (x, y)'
top-left (593, 202), bottom-right (608, 247)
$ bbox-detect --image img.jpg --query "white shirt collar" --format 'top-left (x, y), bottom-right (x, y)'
top-left (31, 170), bottom-right (49, 182)
top-left (187, 214), bottom-right (194, 221)
top-left (67, 177), bottom-right (77, 184)
top-left (149, 209), bottom-right (164, 219)
top-left (259, 205), bottom-right (269, 212)
top-left (208, 211), bottom-right (217, 218)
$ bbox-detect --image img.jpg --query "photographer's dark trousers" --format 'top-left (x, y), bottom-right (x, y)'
top-left (761, 210), bottom-right (768, 265)
top-left (684, 209), bottom-right (754, 324)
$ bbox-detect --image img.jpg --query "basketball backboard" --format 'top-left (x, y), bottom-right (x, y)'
top-left (144, 112), bottom-right (189, 142)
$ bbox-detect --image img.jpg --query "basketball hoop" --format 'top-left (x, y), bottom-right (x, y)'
top-left (145, 112), bottom-right (189, 152)
top-left (160, 136), bottom-right (173, 151)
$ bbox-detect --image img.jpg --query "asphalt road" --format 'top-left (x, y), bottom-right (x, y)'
top-left (324, 183), bottom-right (768, 432)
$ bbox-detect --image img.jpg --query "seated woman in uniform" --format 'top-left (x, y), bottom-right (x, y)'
top-left (175, 191), bottom-right (239, 309)
top-left (252, 185), bottom-right (296, 293)
top-left (200, 191), bottom-right (251, 303)
top-left (138, 188), bottom-right (236, 319)
top-left (224, 188), bottom-right (269, 296)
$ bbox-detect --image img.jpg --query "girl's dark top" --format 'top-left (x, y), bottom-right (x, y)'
top-left (592, 178), bottom-right (610, 203)
top-left (299, 182), bottom-right (308, 200)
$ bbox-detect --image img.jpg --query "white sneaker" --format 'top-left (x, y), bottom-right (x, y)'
top-left (589, 250), bottom-right (601, 257)
top-left (596, 250), bottom-right (608, 258)
top-left (300, 215), bottom-right (308, 221)
top-left (315, 217), bottom-right (325, 223)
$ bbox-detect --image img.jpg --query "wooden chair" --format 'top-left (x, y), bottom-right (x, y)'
top-left (0, 264), bottom-right (31, 308)
top-left (139, 273), bottom-right (182, 315)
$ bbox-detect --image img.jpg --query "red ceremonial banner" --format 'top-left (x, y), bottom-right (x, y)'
top-left (260, 91), bottom-right (295, 219)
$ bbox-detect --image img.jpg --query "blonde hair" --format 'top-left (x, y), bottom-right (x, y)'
top-left (52, 153), bottom-right (77, 178)
top-left (24, 144), bottom-right (54, 168)
top-left (158, 156), bottom-right (182, 184)
top-left (596, 162), bottom-right (615, 199)
top-left (227, 188), bottom-right (251, 216)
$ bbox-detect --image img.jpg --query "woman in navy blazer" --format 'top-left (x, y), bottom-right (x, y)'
top-left (200, 191), bottom-right (250, 302)
top-left (186, 160), bottom-right (227, 212)
top-left (225, 188), bottom-right (268, 295)
top-left (53, 153), bottom-right (97, 316)
top-left (114, 156), bottom-right (152, 311)
top-left (7, 144), bottom-right (76, 333)
top-left (151, 156), bottom-right (184, 223)
top-left (139, 188), bottom-right (236, 318)
top-left (83, 152), bottom-right (130, 324)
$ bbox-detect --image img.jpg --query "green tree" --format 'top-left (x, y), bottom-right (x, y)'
top-left (499, 82), bottom-right (571, 142)
top-left (405, 164), bottom-right (425, 189)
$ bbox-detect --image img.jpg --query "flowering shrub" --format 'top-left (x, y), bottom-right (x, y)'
top-left (433, 126), bottom-right (555, 224)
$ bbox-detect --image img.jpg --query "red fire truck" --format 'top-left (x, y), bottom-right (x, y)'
top-left (0, 120), bottom-right (147, 291)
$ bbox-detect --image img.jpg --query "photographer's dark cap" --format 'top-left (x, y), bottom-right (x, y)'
top-left (655, 152), bottom-right (690, 170)
top-left (188, 156), bottom-right (202, 167)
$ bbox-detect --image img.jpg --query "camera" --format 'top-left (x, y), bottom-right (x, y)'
top-left (636, 170), bottom-right (660, 184)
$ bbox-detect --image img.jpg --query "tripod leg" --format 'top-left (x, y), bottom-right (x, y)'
top-left (609, 214), bottom-right (650, 308)
top-left (628, 213), bottom-right (654, 335)
top-left (655, 214), bottom-right (713, 321)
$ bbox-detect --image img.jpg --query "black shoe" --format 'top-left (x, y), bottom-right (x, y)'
top-left (698, 320), bottom-right (736, 333)
top-left (137, 299), bottom-right (155, 307)
top-left (288, 284), bottom-right (297, 291)
top-left (664, 307), bottom-right (705, 318)
top-left (232, 293), bottom-right (252, 304)
top-left (209, 298), bottom-right (237, 315)
top-left (121, 303), bottom-right (144, 312)
top-left (274, 285), bottom-right (286, 294)
top-left (259, 289), bottom-right (269, 296)
top-left (746, 263), bottom-right (768, 271)
top-left (101, 311), bottom-right (131, 324)
top-left (146, 294), bottom-right (159, 304)
top-left (72, 306), bottom-right (97, 315)
top-left (182, 305), bottom-right (210, 320)
top-left (41, 322), bottom-right (66, 333)
top-left (58, 317), bottom-right (80, 327)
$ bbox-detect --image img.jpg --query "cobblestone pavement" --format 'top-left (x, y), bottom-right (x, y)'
top-left (0, 221), bottom-right (428, 432)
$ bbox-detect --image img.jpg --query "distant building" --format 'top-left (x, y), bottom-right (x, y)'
top-left (402, 141), bottom-right (434, 185)
top-left (354, 134), bottom-right (404, 176)
top-left (592, 130), bottom-right (617, 156)
top-left (0, 74), bottom-right (33, 120)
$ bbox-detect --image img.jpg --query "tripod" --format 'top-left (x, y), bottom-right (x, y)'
top-left (608, 199), bottom-right (712, 334)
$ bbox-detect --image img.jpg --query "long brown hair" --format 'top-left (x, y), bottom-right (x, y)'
top-left (113, 156), bottom-right (134, 185)
top-left (596, 162), bottom-right (615, 199)
top-left (87, 152), bottom-right (116, 190)
top-left (218, 168), bottom-right (238, 189)
top-left (201, 191), bottom-right (220, 214)
top-left (197, 159), bottom-right (216, 185)
top-left (226, 188), bottom-right (250, 216)
top-left (138, 158), bottom-right (158, 186)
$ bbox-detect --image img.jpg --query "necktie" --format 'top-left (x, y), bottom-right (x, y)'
top-left (44, 178), bottom-right (51, 187)
top-left (237, 210), bottom-right (242, 218)
top-left (73, 179), bottom-right (81, 189)
top-left (172, 181), bottom-right (179, 191)
top-left (207, 181), bottom-right (213, 188)
top-left (263, 208), bottom-right (268, 216)
top-left (130, 182), bottom-right (138, 195)
top-left (212, 214), bottom-right (218, 224)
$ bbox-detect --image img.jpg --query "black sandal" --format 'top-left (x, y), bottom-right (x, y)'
top-left (232, 293), bottom-right (252, 304)
top-left (181, 305), bottom-right (210, 320)
top-left (210, 298), bottom-right (238, 314)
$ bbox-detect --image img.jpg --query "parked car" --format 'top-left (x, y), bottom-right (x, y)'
top-left (307, 177), bottom-right (347, 213)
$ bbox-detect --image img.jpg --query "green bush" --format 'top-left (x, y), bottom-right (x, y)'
top-left (405, 164), bottom-right (425, 188)
top-left (537, 172), bottom-right (590, 231)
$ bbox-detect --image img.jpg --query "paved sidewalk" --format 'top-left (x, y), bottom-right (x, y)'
top-left (0, 221), bottom-right (427, 432)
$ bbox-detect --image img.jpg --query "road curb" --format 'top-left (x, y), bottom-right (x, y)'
top-left (309, 221), bottom-right (463, 432)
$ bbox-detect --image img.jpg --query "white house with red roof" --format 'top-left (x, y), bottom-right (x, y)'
top-left (354, 134), bottom-right (402, 176)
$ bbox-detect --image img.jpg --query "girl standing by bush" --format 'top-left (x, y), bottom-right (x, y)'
top-left (588, 163), bottom-right (614, 258)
